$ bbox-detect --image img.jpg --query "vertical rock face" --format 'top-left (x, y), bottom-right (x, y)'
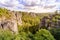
top-left (0, 11), bottom-right (22, 34)
top-left (15, 12), bottom-right (22, 25)
top-left (10, 12), bottom-right (18, 34)
top-left (10, 11), bottom-right (22, 34)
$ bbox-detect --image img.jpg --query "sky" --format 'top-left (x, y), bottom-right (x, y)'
top-left (0, 0), bottom-right (60, 13)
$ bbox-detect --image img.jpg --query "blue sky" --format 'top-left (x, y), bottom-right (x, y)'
top-left (0, 0), bottom-right (60, 13)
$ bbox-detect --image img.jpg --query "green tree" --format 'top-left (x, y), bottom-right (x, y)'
top-left (34, 29), bottom-right (55, 40)
top-left (0, 29), bottom-right (14, 40)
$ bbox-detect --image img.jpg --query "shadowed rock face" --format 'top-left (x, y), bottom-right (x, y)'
top-left (40, 14), bottom-right (60, 29)
top-left (0, 20), bottom-right (14, 31)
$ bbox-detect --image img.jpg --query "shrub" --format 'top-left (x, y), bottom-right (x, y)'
top-left (18, 31), bottom-right (34, 40)
top-left (0, 29), bottom-right (32, 40)
top-left (34, 29), bottom-right (55, 40)
top-left (0, 29), bottom-right (14, 40)
top-left (0, 8), bottom-right (11, 18)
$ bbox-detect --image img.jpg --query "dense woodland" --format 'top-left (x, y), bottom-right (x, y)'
top-left (0, 8), bottom-right (60, 40)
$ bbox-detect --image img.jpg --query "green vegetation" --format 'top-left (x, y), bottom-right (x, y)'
top-left (0, 8), bottom-right (60, 40)
top-left (34, 29), bottom-right (55, 40)
top-left (0, 29), bottom-right (55, 40)
top-left (50, 28), bottom-right (60, 40)
top-left (0, 29), bottom-right (13, 40)
top-left (0, 8), bottom-right (12, 19)
top-left (21, 13), bottom-right (40, 33)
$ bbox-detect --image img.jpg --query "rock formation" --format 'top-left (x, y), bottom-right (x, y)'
top-left (0, 10), bottom-right (22, 34)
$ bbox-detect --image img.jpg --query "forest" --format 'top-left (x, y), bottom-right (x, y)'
top-left (0, 8), bottom-right (60, 40)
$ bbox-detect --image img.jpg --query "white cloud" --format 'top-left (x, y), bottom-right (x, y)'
top-left (0, 0), bottom-right (60, 13)
top-left (0, 0), bottom-right (19, 7)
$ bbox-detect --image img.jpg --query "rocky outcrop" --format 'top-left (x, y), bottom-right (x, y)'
top-left (0, 11), bottom-right (22, 34)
